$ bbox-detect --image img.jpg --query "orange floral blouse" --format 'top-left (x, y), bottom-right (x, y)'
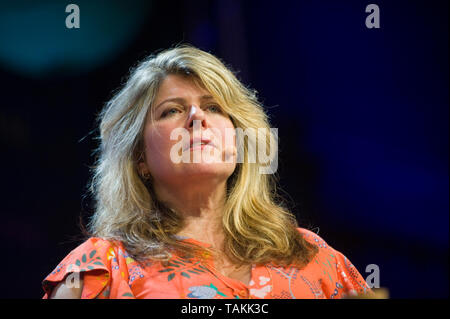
top-left (42, 228), bottom-right (372, 299)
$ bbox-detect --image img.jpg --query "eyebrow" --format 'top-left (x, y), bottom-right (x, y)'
top-left (154, 95), bottom-right (215, 111)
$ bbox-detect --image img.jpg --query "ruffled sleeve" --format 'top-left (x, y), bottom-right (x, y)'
top-left (332, 249), bottom-right (372, 298)
top-left (42, 237), bottom-right (136, 299)
top-left (299, 228), bottom-right (373, 298)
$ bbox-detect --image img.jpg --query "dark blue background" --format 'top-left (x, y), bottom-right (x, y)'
top-left (0, 0), bottom-right (447, 298)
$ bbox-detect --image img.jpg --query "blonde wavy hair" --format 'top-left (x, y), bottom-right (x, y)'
top-left (88, 44), bottom-right (318, 267)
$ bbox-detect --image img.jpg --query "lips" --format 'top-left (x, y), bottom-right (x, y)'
top-left (184, 137), bottom-right (215, 151)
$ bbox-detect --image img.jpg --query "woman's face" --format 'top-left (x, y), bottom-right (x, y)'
top-left (139, 74), bottom-right (237, 187)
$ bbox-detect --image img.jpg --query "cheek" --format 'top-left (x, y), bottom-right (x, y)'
top-left (143, 127), bottom-right (174, 163)
top-left (215, 121), bottom-right (237, 163)
top-left (220, 121), bottom-right (236, 147)
top-left (145, 123), bottom-right (173, 146)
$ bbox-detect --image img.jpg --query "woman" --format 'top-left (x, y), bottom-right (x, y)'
top-left (42, 45), bottom-right (372, 299)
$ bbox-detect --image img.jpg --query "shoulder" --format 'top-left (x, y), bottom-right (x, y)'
top-left (71, 237), bottom-right (121, 252)
top-left (42, 237), bottom-right (129, 299)
top-left (296, 227), bottom-right (330, 249)
top-left (71, 237), bottom-right (124, 256)
top-left (58, 237), bottom-right (130, 271)
top-left (296, 227), bottom-right (372, 297)
top-left (54, 237), bottom-right (123, 269)
top-left (296, 227), bottom-right (352, 260)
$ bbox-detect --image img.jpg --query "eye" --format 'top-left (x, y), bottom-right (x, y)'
top-left (206, 104), bottom-right (222, 113)
top-left (160, 107), bottom-right (182, 118)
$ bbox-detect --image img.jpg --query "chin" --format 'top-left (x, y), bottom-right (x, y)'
top-left (178, 162), bottom-right (235, 179)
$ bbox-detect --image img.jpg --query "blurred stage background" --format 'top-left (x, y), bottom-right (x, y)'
top-left (0, 0), bottom-right (447, 298)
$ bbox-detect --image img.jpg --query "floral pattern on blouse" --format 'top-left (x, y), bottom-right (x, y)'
top-left (42, 228), bottom-right (372, 299)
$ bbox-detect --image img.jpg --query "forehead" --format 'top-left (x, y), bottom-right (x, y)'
top-left (155, 74), bottom-right (210, 101)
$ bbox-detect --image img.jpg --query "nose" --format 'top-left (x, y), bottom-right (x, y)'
top-left (186, 105), bottom-right (208, 129)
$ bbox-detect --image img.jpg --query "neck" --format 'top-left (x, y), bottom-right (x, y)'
top-left (153, 178), bottom-right (228, 248)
